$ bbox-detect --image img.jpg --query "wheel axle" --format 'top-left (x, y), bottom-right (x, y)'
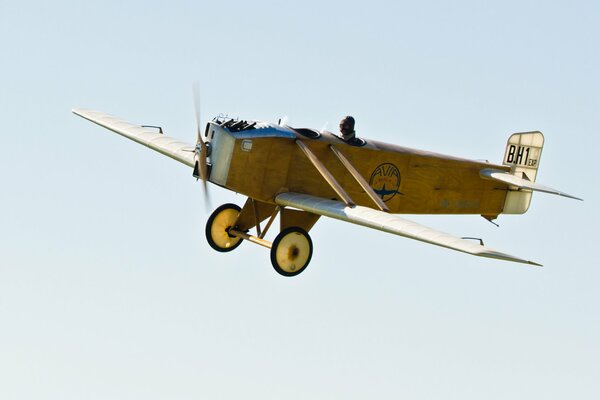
top-left (228, 229), bottom-right (272, 249)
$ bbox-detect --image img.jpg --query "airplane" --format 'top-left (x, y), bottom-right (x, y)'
top-left (72, 94), bottom-right (581, 277)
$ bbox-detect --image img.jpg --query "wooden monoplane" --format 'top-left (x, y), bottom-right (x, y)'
top-left (73, 97), bottom-right (581, 276)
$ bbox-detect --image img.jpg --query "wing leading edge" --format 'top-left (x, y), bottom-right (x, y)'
top-left (72, 108), bottom-right (195, 167)
top-left (275, 192), bottom-right (542, 267)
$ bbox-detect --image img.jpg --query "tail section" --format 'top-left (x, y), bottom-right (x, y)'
top-left (483, 131), bottom-right (581, 214)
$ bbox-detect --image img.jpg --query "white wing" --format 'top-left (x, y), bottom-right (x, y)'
top-left (73, 108), bottom-right (195, 167)
top-left (275, 192), bottom-right (542, 267)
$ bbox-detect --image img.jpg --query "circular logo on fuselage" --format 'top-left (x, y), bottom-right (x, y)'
top-left (369, 163), bottom-right (401, 202)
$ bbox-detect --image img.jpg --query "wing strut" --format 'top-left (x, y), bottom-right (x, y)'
top-left (296, 140), bottom-right (355, 206)
top-left (330, 145), bottom-right (390, 212)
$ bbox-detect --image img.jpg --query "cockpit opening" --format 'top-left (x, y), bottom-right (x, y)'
top-left (291, 127), bottom-right (321, 139)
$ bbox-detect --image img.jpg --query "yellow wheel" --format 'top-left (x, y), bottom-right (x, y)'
top-left (270, 227), bottom-right (313, 277)
top-left (206, 204), bottom-right (243, 252)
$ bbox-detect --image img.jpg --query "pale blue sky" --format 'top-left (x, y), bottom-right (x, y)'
top-left (0, 0), bottom-right (598, 399)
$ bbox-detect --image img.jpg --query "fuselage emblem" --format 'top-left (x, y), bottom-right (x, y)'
top-left (369, 163), bottom-right (401, 202)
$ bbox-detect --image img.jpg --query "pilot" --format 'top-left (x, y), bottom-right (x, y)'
top-left (339, 116), bottom-right (356, 142)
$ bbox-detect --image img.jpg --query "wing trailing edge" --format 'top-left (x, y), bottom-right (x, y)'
top-left (275, 192), bottom-right (542, 267)
top-left (73, 108), bottom-right (195, 168)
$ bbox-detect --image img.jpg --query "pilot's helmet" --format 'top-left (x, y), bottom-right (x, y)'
top-left (339, 116), bottom-right (355, 140)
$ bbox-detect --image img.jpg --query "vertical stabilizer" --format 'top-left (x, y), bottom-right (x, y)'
top-left (502, 131), bottom-right (544, 214)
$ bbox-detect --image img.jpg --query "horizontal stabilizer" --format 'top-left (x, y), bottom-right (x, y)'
top-left (275, 192), bottom-right (542, 267)
top-left (73, 108), bottom-right (195, 168)
top-left (480, 168), bottom-right (582, 201)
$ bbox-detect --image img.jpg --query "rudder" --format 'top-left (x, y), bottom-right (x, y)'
top-left (502, 131), bottom-right (544, 214)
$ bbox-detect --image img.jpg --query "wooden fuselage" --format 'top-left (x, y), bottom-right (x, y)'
top-left (207, 122), bottom-right (511, 217)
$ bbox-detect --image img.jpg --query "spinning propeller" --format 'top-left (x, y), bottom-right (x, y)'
top-left (192, 82), bottom-right (210, 204)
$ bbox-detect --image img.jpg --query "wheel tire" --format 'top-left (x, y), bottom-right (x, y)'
top-left (206, 203), bottom-right (243, 252)
top-left (270, 227), bottom-right (313, 277)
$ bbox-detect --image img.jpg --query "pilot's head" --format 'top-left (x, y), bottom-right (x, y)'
top-left (339, 116), bottom-right (355, 141)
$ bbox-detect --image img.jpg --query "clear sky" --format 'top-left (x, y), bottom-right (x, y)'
top-left (1, 0), bottom-right (598, 399)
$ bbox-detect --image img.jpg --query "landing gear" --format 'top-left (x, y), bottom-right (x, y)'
top-left (270, 227), bottom-right (313, 277)
top-left (205, 203), bottom-right (243, 252)
top-left (206, 202), bottom-right (315, 277)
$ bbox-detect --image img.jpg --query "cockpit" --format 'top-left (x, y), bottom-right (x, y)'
top-left (209, 115), bottom-right (364, 146)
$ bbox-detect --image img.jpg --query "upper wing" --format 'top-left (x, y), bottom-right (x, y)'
top-left (480, 168), bottom-right (582, 200)
top-left (275, 192), bottom-right (542, 267)
top-left (73, 108), bottom-right (195, 168)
